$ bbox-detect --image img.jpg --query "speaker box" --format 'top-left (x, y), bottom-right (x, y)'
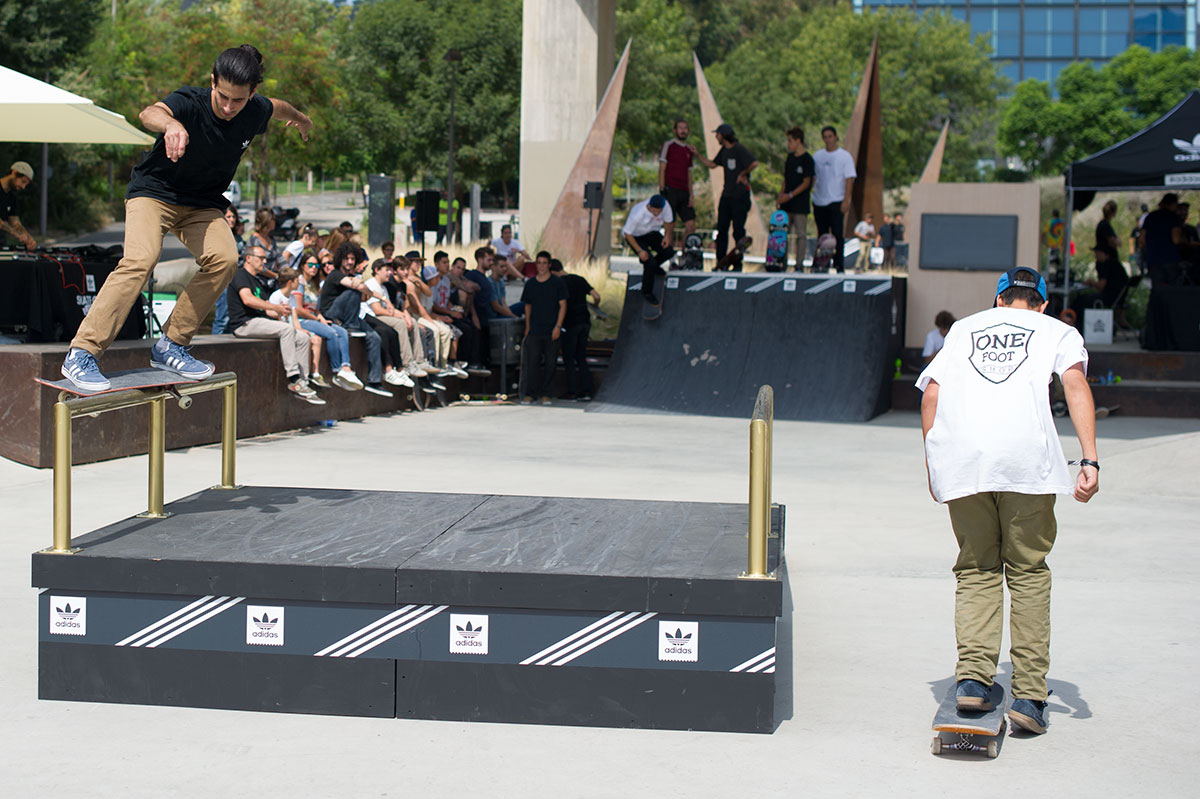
top-left (583, 181), bottom-right (604, 210)
top-left (414, 190), bottom-right (440, 232)
top-left (367, 175), bottom-right (395, 248)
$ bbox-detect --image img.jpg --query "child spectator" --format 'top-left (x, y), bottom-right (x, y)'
top-left (923, 310), bottom-right (956, 364)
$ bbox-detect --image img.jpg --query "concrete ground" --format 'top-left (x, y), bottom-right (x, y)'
top-left (1, 404), bottom-right (1197, 798)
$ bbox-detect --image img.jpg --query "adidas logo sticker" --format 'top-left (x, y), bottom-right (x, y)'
top-left (658, 620), bottom-right (698, 662)
top-left (449, 613), bottom-right (489, 655)
top-left (50, 596), bottom-right (87, 636)
top-left (245, 605), bottom-right (285, 646)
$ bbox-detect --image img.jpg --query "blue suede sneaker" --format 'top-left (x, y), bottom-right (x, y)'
top-left (61, 348), bottom-right (111, 392)
top-left (955, 679), bottom-right (994, 712)
top-left (150, 336), bottom-right (214, 380)
top-left (1009, 697), bottom-right (1049, 734)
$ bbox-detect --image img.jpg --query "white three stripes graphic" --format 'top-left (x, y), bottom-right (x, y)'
top-left (729, 647), bottom-right (776, 673)
top-left (314, 605), bottom-right (447, 658)
top-left (116, 595), bottom-right (244, 648)
top-left (520, 611), bottom-right (657, 666)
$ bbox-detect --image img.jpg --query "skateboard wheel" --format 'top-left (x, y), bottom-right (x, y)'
top-left (931, 736), bottom-right (942, 755)
top-left (986, 740), bottom-right (999, 758)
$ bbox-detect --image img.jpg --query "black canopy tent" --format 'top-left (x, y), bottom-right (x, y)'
top-left (1061, 90), bottom-right (1200, 292)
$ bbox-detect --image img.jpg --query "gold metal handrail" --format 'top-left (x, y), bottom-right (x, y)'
top-left (741, 384), bottom-right (775, 580)
top-left (47, 372), bottom-right (239, 554)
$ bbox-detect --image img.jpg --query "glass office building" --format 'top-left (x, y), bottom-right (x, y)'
top-left (855, 1), bottom-right (1197, 86)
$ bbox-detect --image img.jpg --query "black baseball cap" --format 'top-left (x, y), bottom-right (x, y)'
top-left (714, 123), bottom-right (735, 138)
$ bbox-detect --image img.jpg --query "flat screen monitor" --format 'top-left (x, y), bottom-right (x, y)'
top-left (919, 213), bottom-right (1019, 271)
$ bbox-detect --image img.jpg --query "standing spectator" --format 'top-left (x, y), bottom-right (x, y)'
top-left (1094, 200), bottom-right (1120, 260)
top-left (917, 267), bottom-right (1098, 734)
top-left (622, 194), bottom-right (675, 309)
top-left (212, 205), bottom-right (245, 334)
top-left (1042, 209), bottom-right (1065, 274)
top-left (1139, 193), bottom-right (1184, 286)
top-left (550, 259), bottom-right (600, 401)
top-left (492, 224), bottom-right (531, 276)
top-left (854, 212), bottom-right (877, 268)
top-left (519, 251), bottom-right (567, 404)
top-left (658, 118), bottom-right (697, 237)
top-left (776, 127), bottom-right (814, 271)
top-left (877, 213), bottom-right (896, 270)
top-left (467, 246), bottom-right (520, 325)
top-left (0, 160), bottom-right (36, 250)
top-left (318, 242), bottom-right (392, 397)
top-left (891, 212), bottom-right (906, 267)
top-left (227, 246), bottom-right (322, 404)
top-left (694, 123), bottom-right (758, 271)
top-left (436, 190), bottom-right (459, 245)
top-left (811, 126), bottom-right (856, 273)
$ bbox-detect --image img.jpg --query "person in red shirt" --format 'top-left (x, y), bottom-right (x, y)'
top-left (658, 118), bottom-right (696, 237)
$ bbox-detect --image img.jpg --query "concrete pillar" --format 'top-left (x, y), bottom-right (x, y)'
top-left (519, 0), bottom-right (615, 250)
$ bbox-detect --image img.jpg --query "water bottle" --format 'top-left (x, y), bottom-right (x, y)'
top-left (320, 419), bottom-right (337, 428)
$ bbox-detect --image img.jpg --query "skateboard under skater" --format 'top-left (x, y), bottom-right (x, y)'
top-left (931, 681), bottom-right (1007, 758)
top-left (765, 210), bottom-right (789, 271)
top-left (36, 368), bottom-right (204, 404)
top-left (642, 272), bottom-right (665, 321)
top-left (715, 235), bottom-right (752, 272)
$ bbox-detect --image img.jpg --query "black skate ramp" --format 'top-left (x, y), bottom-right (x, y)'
top-left (590, 272), bottom-right (905, 421)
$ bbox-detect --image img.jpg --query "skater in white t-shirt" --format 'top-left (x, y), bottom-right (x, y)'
top-left (917, 267), bottom-right (1099, 736)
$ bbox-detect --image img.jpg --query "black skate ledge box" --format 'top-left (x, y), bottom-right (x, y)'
top-left (34, 486), bottom-right (787, 733)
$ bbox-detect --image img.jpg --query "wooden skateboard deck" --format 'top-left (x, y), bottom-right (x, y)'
top-left (931, 681), bottom-right (1007, 758)
top-left (716, 235), bottom-right (752, 271)
top-left (36, 368), bottom-right (200, 398)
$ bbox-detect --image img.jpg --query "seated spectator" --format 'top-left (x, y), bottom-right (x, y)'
top-left (282, 223), bottom-right (318, 269)
top-left (519, 250), bottom-right (567, 404)
top-left (1071, 246), bottom-right (1130, 328)
top-left (550, 258), bottom-right (600, 401)
top-left (247, 207), bottom-right (282, 286)
top-left (427, 250), bottom-right (487, 374)
top-left (492, 224), bottom-right (532, 277)
top-left (288, 252), bottom-right (363, 391)
top-left (922, 310), bottom-right (955, 364)
top-left (226, 245), bottom-right (324, 405)
top-left (490, 254), bottom-right (525, 316)
top-left (317, 242), bottom-right (394, 397)
top-left (212, 205), bottom-right (245, 335)
top-left (392, 255), bottom-right (464, 378)
top-left (406, 251), bottom-right (459, 373)
top-left (364, 258), bottom-right (440, 389)
top-left (380, 239), bottom-right (396, 263)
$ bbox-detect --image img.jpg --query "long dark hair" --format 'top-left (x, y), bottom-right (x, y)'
top-left (213, 44), bottom-right (264, 88)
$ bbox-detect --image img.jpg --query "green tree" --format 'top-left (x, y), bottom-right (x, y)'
top-left (998, 46), bottom-right (1200, 177)
top-left (705, 6), bottom-right (1003, 189)
top-left (0, 0), bottom-right (103, 80)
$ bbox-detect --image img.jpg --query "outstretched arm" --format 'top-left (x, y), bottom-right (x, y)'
top-left (268, 98), bottom-right (313, 141)
top-left (1061, 364), bottom-right (1099, 503)
top-left (920, 380), bottom-right (939, 501)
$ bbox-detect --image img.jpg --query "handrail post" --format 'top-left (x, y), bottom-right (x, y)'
top-left (216, 382), bottom-right (239, 489)
top-left (49, 400), bottom-right (76, 553)
top-left (139, 397), bottom-right (169, 518)
top-left (742, 385), bottom-right (774, 580)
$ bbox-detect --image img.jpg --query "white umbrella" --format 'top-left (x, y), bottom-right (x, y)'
top-left (0, 65), bottom-right (153, 145)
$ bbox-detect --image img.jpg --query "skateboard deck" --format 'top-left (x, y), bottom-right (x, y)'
top-left (36, 368), bottom-right (201, 397)
top-left (765, 210), bottom-right (789, 271)
top-left (931, 681), bottom-right (1007, 758)
top-left (716, 235), bottom-right (752, 271)
top-left (642, 273), bottom-right (664, 321)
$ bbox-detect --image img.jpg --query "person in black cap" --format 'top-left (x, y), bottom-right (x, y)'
top-left (917, 266), bottom-right (1099, 737)
top-left (694, 123), bottom-right (758, 270)
top-left (621, 193), bottom-right (675, 308)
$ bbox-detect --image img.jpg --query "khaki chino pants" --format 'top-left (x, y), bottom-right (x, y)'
top-left (72, 197), bottom-right (238, 356)
top-left (374, 315), bottom-right (426, 365)
top-left (947, 491), bottom-right (1057, 701)
top-left (232, 318), bottom-right (310, 380)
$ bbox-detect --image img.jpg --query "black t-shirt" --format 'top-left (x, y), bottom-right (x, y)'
top-left (126, 86), bottom-right (272, 209)
top-left (1095, 218), bottom-right (1118, 258)
top-left (1141, 208), bottom-right (1181, 267)
top-left (318, 267), bottom-right (358, 316)
top-left (891, 223), bottom-right (905, 243)
top-left (878, 222), bottom-right (895, 248)
top-left (1096, 258), bottom-right (1127, 309)
top-left (561, 273), bottom-right (594, 327)
top-left (383, 275), bottom-right (407, 309)
top-left (225, 267), bottom-right (268, 329)
top-left (781, 151), bottom-right (814, 214)
top-left (520, 275), bottom-right (568, 335)
top-left (0, 185), bottom-right (19, 246)
top-left (719, 142), bottom-right (756, 197)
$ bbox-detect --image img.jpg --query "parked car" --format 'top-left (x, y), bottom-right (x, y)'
top-left (223, 181), bottom-right (242, 208)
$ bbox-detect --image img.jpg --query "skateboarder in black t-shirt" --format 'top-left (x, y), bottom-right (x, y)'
top-left (61, 44), bottom-right (313, 392)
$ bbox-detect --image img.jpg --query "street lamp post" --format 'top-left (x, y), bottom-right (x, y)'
top-left (444, 49), bottom-right (462, 246)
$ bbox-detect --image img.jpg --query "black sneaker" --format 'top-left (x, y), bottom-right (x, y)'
top-left (1009, 697), bottom-right (1049, 734)
top-left (955, 679), bottom-right (993, 712)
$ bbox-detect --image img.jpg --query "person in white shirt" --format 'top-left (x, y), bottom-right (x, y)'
top-left (281, 223), bottom-right (317, 269)
top-left (491, 224), bottom-right (531, 276)
top-left (917, 267), bottom-right (1099, 736)
top-left (853, 213), bottom-right (876, 244)
top-left (811, 126), bottom-right (857, 273)
top-left (922, 310), bottom-right (955, 364)
top-left (622, 194), bottom-right (675, 308)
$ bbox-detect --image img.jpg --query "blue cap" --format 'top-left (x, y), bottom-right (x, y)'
top-left (648, 194), bottom-right (666, 209)
top-left (995, 267), bottom-right (1047, 302)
